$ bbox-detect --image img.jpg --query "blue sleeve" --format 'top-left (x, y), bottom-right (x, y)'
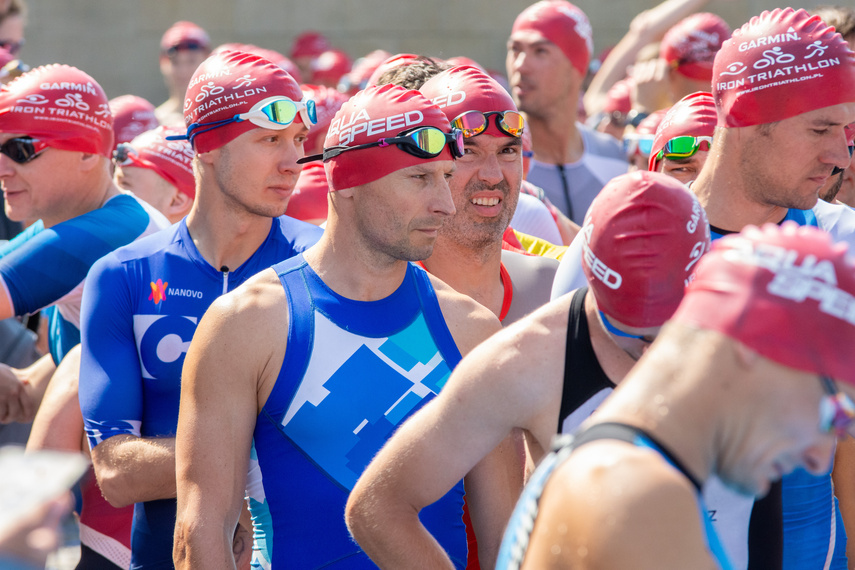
top-left (79, 252), bottom-right (144, 449)
top-left (0, 196), bottom-right (149, 315)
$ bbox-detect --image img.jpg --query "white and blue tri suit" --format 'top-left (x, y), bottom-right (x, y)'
top-left (247, 255), bottom-right (467, 569)
top-left (79, 216), bottom-right (322, 569)
top-left (0, 193), bottom-right (168, 363)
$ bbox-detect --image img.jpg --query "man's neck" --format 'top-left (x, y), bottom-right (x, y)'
top-left (583, 291), bottom-right (643, 385)
top-left (184, 195), bottom-right (274, 272)
top-left (302, 217), bottom-right (410, 303)
top-left (526, 109), bottom-right (584, 165)
top-left (421, 239), bottom-right (504, 318)
top-left (43, 172), bottom-right (119, 229)
top-left (692, 154), bottom-right (790, 233)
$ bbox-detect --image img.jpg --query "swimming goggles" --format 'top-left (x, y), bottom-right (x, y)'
top-left (598, 310), bottom-right (654, 344)
top-left (0, 136), bottom-right (48, 164)
top-left (819, 376), bottom-right (855, 438)
top-left (450, 110), bottom-right (525, 138)
top-left (623, 133), bottom-right (655, 159)
top-left (301, 126), bottom-right (465, 163)
top-left (170, 96), bottom-right (318, 146)
top-left (656, 135), bottom-right (713, 161)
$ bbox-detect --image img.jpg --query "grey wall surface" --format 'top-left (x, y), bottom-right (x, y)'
top-left (19, 1), bottom-right (838, 106)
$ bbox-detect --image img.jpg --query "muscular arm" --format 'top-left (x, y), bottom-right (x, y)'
top-left (79, 253), bottom-right (177, 508)
top-left (26, 346), bottom-right (85, 454)
top-left (346, 291), bottom-right (571, 569)
top-left (174, 271), bottom-right (285, 570)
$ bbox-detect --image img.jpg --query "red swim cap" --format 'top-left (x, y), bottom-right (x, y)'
top-left (649, 91), bottom-right (716, 171)
top-left (288, 162), bottom-right (329, 222)
top-left (323, 83), bottom-right (453, 191)
top-left (300, 84), bottom-right (347, 153)
top-left (124, 125), bottom-right (195, 199)
top-left (661, 13), bottom-right (731, 82)
top-left (581, 170), bottom-right (711, 328)
top-left (183, 49), bottom-right (304, 153)
top-left (636, 108), bottom-right (667, 137)
top-left (511, 1), bottom-right (593, 76)
top-left (672, 222), bottom-right (855, 385)
top-left (290, 31), bottom-right (330, 59)
top-left (341, 49), bottom-right (391, 95)
top-left (0, 64), bottom-right (113, 157)
top-left (312, 49), bottom-right (352, 86)
top-left (419, 65), bottom-right (518, 137)
top-left (602, 78), bottom-right (633, 116)
top-left (445, 56), bottom-right (487, 73)
top-left (109, 94), bottom-right (159, 148)
top-left (713, 8), bottom-right (855, 128)
top-left (160, 21), bottom-right (210, 53)
top-left (213, 43), bottom-right (302, 84)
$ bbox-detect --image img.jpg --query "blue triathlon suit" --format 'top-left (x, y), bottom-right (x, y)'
top-left (0, 193), bottom-right (168, 363)
top-left (79, 216), bottom-right (322, 570)
top-left (712, 207), bottom-right (848, 570)
top-left (247, 256), bottom-right (467, 569)
top-left (496, 422), bottom-right (733, 569)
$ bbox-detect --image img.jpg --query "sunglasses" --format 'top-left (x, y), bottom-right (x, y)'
top-left (0, 137), bottom-right (48, 164)
top-left (656, 135), bottom-right (713, 161)
top-left (598, 310), bottom-right (655, 344)
top-left (819, 376), bottom-right (855, 438)
top-left (301, 126), bottom-right (465, 163)
top-left (169, 96), bottom-right (318, 147)
top-left (113, 143), bottom-right (142, 166)
top-left (450, 110), bottom-right (525, 138)
top-left (623, 134), bottom-right (655, 159)
top-left (165, 40), bottom-right (206, 57)
top-left (0, 39), bottom-right (24, 56)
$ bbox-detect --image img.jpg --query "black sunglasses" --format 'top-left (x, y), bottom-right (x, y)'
top-left (299, 127), bottom-right (465, 164)
top-left (0, 137), bottom-right (47, 164)
top-left (166, 41), bottom-right (206, 57)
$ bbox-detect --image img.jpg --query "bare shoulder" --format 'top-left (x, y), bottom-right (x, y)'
top-left (524, 439), bottom-right (716, 569)
top-left (428, 273), bottom-right (502, 356)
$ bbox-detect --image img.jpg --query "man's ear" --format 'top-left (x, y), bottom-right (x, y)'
top-left (79, 152), bottom-right (103, 172)
top-left (169, 190), bottom-right (194, 219)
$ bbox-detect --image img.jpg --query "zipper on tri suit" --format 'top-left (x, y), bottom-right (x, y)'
top-left (220, 266), bottom-right (229, 295)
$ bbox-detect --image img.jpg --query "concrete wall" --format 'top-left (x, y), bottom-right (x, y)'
top-left (20, 0), bottom-right (837, 106)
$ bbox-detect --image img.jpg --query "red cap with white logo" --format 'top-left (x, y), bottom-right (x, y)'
top-left (288, 162), bottom-right (329, 222)
top-left (581, 170), bottom-right (711, 328)
top-left (183, 49), bottom-right (304, 153)
top-left (109, 94), bottom-right (159, 148)
top-left (649, 91), bottom-right (716, 171)
top-left (661, 13), bottom-right (731, 82)
top-left (672, 222), bottom-right (855, 385)
top-left (323, 83), bottom-right (453, 191)
top-left (125, 126), bottom-right (195, 199)
top-left (511, 0), bottom-right (593, 76)
top-left (713, 8), bottom-right (855, 128)
top-left (160, 21), bottom-right (210, 53)
top-left (0, 64), bottom-right (114, 157)
top-left (419, 65), bottom-right (517, 137)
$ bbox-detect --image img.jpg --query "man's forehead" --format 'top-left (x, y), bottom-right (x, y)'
top-left (507, 30), bottom-right (556, 50)
top-left (396, 160), bottom-right (455, 176)
top-left (792, 103), bottom-right (855, 127)
top-left (464, 134), bottom-right (521, 149)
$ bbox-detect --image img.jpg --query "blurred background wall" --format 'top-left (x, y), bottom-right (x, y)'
top-left (20, 0), bottom-right (839, 105)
